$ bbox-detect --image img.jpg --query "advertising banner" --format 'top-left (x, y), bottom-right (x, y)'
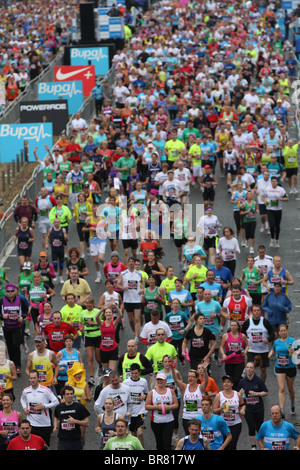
top-left (20, 100), bottom-right (69, 136)
top-left (70, 46), bottom-right (109, 75)
top-left (38, 81), bottom-right (83, 115)
top-left (0, 123), bottom-right (53, 163)
top-left (54, 65), bottom-right (96, 95)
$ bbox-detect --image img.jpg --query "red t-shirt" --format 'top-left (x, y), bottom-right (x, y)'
top-left (65, 143), bottom-right (81, 163)
top-left (7, 434), bottom-right (46, 450)
top-left (43, 321), bottom-right (78, 352)
top-left (139, 240), bottom-right (158, 261)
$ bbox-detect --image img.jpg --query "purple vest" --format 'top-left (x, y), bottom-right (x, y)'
top-left (2, 296), bottom-right (22, 329)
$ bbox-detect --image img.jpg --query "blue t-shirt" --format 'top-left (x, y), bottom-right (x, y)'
top-left (165, 309), bottom-right (189, 341)
top-left (197, 413), bottom-right (231, 450)
top-left (183, 244), bottom-right (206, 267)
top-left (101, 205), bottom-right (120, 233)
top-left (210, 265), bottom-right (233, 297)
top-left (195, 299), bottom-right (221, 335)
top-left (256, 420), bottom-right (300, 450)
top-left (199, 281), bottom-right (222, 301)
top-left (273, 336), bottom-right (298, 369)
top-left (168, 288), bottom-right (193, 316)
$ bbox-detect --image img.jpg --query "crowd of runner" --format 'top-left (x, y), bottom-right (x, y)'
top-left (1, 0), bottom-right (300, 452)
top-left (0, 0), bottom-right (73, 111)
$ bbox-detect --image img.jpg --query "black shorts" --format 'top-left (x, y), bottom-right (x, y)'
top-left (51, 250), bottom-right (65, 262)
top-left (100, 347), bottom-right (119, 363)
top-left (84, 335), bottom-right (101, 348)
top-left (259, 203), bottom-right (267, 215)
top-left (275, 366), bottom-right (297, 378)
top-left (124, 302), bottom-right (142, 312)
top-left (225, 163), bottom-right (237, 175)
top-left (203, 189), bottom-right (215, 201)
top-left (203, 236), bottom-right (216, 250)
top-left (129, 414), bottom-right (145, 432)
top-left (247, 351), bottom-right (269, 368)
top-left (174, 237), bottom-right (187, 247)
top-left (17, 248), bottom-right (32, 257)
top-left (249, 293), bottom-right (262, 305)
top-left (122, 239), bottom-right (138, 250)
top-left (286, 167), bottom-right (298, 178)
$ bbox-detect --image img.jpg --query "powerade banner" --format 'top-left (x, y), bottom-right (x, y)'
top-left (20, 100), bottom-right (69, 136)
top-left (70, 47), bottom-right (109, 75)
top-left (37, 81), bottom-right (83, 115)
top-left (0, 123), bottom-right (53, 163)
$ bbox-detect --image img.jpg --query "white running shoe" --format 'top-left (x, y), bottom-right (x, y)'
top-left (275, 240), bottom-right (280, 248)
top-left (270, 239), bottom-right (275, 247)
top-left (95, 276), bottom-right (102, 283)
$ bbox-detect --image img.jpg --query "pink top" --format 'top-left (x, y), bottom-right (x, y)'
top-left (100, 320), bottom-right (117, 351)
top-left (224, 332), bottom-right (245, 364)
top-left (0, 409), bottom-right (19, 437)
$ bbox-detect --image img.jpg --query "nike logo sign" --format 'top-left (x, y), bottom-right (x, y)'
top-left (55, 66), bottom-right (92, 81)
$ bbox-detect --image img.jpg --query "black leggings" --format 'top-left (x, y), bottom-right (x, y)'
top-left (223, 259), bottom-right (236, 276)
top-left (150, 420), bottom-right (174, 450)
top-left (224, 362), bottom-right (245, 390)
top-left (3, 327), bottom-right (22, 368)
top-left (226, 422), bottom-right (242, 450)
top-left (244, 410), bottom-right (265, 436)
top-left (267, 209), bottom-right (282, 240)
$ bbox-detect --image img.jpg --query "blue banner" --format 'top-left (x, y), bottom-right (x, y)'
top-left (38, 81), bottom-right (83, 115)
top-left (70, 47), bottom-right (109, 75)
top-left (0, 123), bottom-right (53, 163)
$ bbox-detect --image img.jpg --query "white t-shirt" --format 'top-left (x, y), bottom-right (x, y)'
top-left (262, 186), bottom-right (287, 211)
top-left (140, 320), bottom-right (173, 347)
top-left (20, 385), bottom-right (59, 427)
top-left (217, 236), bottom-right (240, 261)
top-left (174, 167), bottom-right (191, 192)
top-left (122, 377), bottom-right (149, 417)
top-left (94, 384), bottom-right (131, 418)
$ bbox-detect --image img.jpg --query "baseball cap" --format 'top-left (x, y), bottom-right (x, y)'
top-left (222, 375), bottom-right (234, 382)
top-left (35, 335), bottom-right (46, 342)
top-left (22, 262), bottom-right (32, 270)
top-left (156, 372), bottom-right (167, 380)
top-left (103, 368), bottom-right (112, 377)
top-left (5, 283), bottom-right (17, 291)
top-left (39, 252), bottom-right (47, 257)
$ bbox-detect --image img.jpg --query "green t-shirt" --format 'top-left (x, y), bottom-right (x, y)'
top-left (188, 143), bottom-right (202, 166)
top-left (145, 341), bottom-right (177, 373)
top-left (79, 307), bottom-right (101, 338)
top-left (165, 139), bottom-right (186, 162)
top-left (60, 303), bottom-right (83, 336)
top-left (144, 286), bottom-right (162, 313)
top-left (283, 144), bottom-right (298, 169)
top-left (104, 433), bottom-right (144, 450)
top-left (243, 266), bottom-right (261, 294)
top-left (185, 264), bottom-right (208, 293)
top-left (116, 156), bottom-right (136, 180)
top-left (243, 200), bottom-right (256, 224)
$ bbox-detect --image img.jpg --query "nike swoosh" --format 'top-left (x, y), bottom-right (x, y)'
top-left (55, 66), bottom-right (92, 81)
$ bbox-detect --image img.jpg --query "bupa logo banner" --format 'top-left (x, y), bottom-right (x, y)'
top-left (0, 123), bottom-right (53, 163)
top-left (38, 81), bottom-right (83, 115)
top-left (70, 47), bottom-right (109, 75)
top-left (54, 65), bottom-right (96, 95)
